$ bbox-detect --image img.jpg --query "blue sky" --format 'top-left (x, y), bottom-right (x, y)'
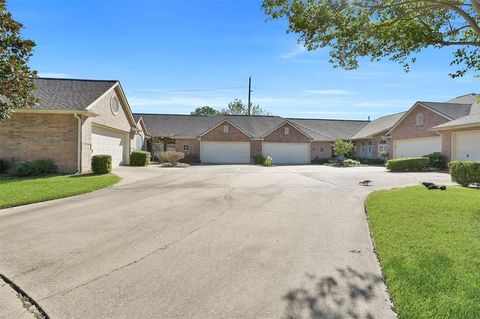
top-left (8, 0), bottom-right (480, 120)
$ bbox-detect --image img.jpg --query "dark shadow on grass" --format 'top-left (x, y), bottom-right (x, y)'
top-left (282, 266), bottom-right (385, 319)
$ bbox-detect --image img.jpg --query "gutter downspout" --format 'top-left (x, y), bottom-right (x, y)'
top-left (74, 113), bottom-right (82, 174)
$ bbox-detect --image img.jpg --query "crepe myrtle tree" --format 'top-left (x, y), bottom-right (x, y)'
top-left (263, 0), bottom-right (480, 78)
top-left (333, 140), bottom-right (354, 160)
top-left (0, 0), bottom-right (37, 121)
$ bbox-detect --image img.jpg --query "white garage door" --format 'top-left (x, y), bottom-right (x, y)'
top-left (455, 131), bottom-right (480, 161)
top-left (263, 142), bottom-right (310, 164)
top-left (200, 141), bottom-right (250, 163)
top-left (92, 125), bottom-right (128, 166)
top-left (393, 136), bottom-right (441, 158)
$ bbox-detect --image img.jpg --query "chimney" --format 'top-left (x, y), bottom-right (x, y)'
top-left (368, 116), bottom-right (371, 121)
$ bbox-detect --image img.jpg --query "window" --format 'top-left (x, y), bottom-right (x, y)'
top-left (183, 145), bottom-right (190, 152)
top-left (284, 127), bottom-right (290, 135)
top-left (368, 142), bottom-right (372, 153)
top-left (110, 96), bottom-right (120, 115)
top-left (319, 147), bottom-right (325, 153)
top-left (416, 113), bottom-right (424, 126)
top-left (223, 125), bottom-right (229, 133)
top-left (166, 142), bottom-right (176, 151)
top-left (361, 142), bottom-right (366, 154)
top-left (378, 140), bottom-right (387, 153)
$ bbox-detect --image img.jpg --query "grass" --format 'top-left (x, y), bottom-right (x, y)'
top-left (0, 174), bottom-right (120, 209)
top-left (366, 186), bottom-right (480, 319)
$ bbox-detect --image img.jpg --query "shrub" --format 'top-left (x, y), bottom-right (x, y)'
top-left (130, 151), bottom-right (151, 166)
top-left (311, 157), bottom-right (330, 165)
top-left (386, 157), bottom-right (429, 172)
top-left (254, 154), bottom-right (266, 165)
top-left (181, 153), bottom-right (199, 164)
top-left (91, 155), bottom-right (112, 175)
top-left (423, 152), bottom-right (448, 170)
top-left (159, 151), bottom-right (185, 165)
top-left (355, 158), bottom-right (386, 165)
top-left (343, 159), bottom-right (360, 167)
top-left (0, 159), bottom-right (7, 173)
top-left (254, 154), bottom-right (272, 166)
top-left (449, 161), bottom-right (480, 187)
top-left (14, 159), bottom-right (57, 177)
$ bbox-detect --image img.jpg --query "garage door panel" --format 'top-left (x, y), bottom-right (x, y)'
top-left (200, 142), bottom-right (250, 163)
top-left (455, 131), bottom-right (480, 161)
top-left (393, 137), bottom-right (441, 158)
top-left (92, 126), bottom-right (127, 166)
top-left (263, 142), bottom-right (310, 164)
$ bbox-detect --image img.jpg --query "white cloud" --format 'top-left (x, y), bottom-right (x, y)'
top-left (280, 45), bottom-right (307, 59)
top-left (37, 72), bottom-right (71, 78)
top-left (304, 89), bottom-right (354, 95)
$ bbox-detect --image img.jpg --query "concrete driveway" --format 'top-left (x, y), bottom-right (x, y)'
top-left (0, 165), bottom-right (451, 319)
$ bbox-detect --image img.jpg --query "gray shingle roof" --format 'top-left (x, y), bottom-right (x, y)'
top-left (419, 101), bottom-right (472, 119)
top-left (33, 78), bottom-right (118, 110)
top-left (288, 118), bottom-right (369, 140)
top-left (351, 112), bottom-right (406, 140)
top-left (433, 112), bottom-right (480, 130)
top-left (134, 113), bottom-right (368, 141)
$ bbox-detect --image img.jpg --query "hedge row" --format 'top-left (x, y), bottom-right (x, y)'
top-left (385, 157), bottom-right (430, 172)
top-left (449, 161), bottom-right (480, 187)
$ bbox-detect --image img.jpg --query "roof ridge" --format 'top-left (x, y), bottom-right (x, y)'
top-left (288, 117), bottom-right (369, 122)
top-left (36, 77), bottom-right (119, 83)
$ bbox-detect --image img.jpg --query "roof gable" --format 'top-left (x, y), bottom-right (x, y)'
top-left (199, 119), bottom-right (253, 138)
top-left (262, 120), bottom-right (313, 140)
top-left (351, 112), bottom-right (406, 140)
top-left (33, 78), bottom-right (118, 111)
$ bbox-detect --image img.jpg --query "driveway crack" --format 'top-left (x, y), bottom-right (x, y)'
top-left (0, 273), bottom-right (49, 319)
top-left (40, 188), bottom-right (234, 301)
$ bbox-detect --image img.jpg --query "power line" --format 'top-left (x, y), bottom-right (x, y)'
top-left (135, 86), bottom-right (245, 93)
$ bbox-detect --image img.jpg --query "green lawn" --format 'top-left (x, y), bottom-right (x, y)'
top-left (0, 174), bottom-right (120, 209)
top-left (367, 186), bottom-right (480, 319)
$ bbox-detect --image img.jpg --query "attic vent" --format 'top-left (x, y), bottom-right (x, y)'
top-left (110, 96), bottom-right (120, 115)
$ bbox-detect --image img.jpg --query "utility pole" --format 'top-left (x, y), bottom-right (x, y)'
top-left (247, 76), bottom-right (252, 115)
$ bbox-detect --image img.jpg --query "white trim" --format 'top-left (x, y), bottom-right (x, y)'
top-left (199, 119), bottom-right (253, 138)
top-left (386, 102), bottom-right (454, 136)
top-left (74, 113), bottom-right (82, 173)
top-left (430, 123), bottom-right (480, 131)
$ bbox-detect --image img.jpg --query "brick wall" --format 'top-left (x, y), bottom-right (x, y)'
top-left (311, 141), bottom-right (332, 160)
top-left (175, 138), bottom-right (200, 161)
top-left (250, 140), bottom-right (262, 163)
top-left (264, 123), bottom-right (310, 143)
top-left (201, 121), bottom-right (250, 141)
top-left (390, 105), bottom-right (449, 140)
top-left (0, 113), bottom-right (78, 173)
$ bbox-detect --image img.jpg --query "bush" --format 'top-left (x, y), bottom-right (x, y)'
top-left (130, 151), bottom-right (151, 166)
top-left (423, 152), bottom-right (448, 170)
top-left (343, 159), bottom-right (360, 167)
top-left (386, 157), bottom-right (429, 172)
top-left (0, 159), bottom-right (7, 173)
top-left (181, 153), bottom-right (199, 164)
top-left (355, 158), bottom-right (386, 165)
top-left (311, 157), bottom-right (330, 165)
top-left (91, 155), bottom-right (112, 175)
top-left (449, 161), bottom-right (480, 187)
top-left (14, 159), bottom-right (57, 177)
top-left (254, 154), bottom-right (272, 166)
top-left (159, 151), bottom-right (184, 165)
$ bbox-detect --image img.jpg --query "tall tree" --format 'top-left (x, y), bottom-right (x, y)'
top-left (0, 0), bottom-right (37, 120)
top-left (263, 0), bottom-right (480, 78)
top-left (191, 106), bottom-right (218, 116)
top-left (222, 99), bottom-right (271, 115)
